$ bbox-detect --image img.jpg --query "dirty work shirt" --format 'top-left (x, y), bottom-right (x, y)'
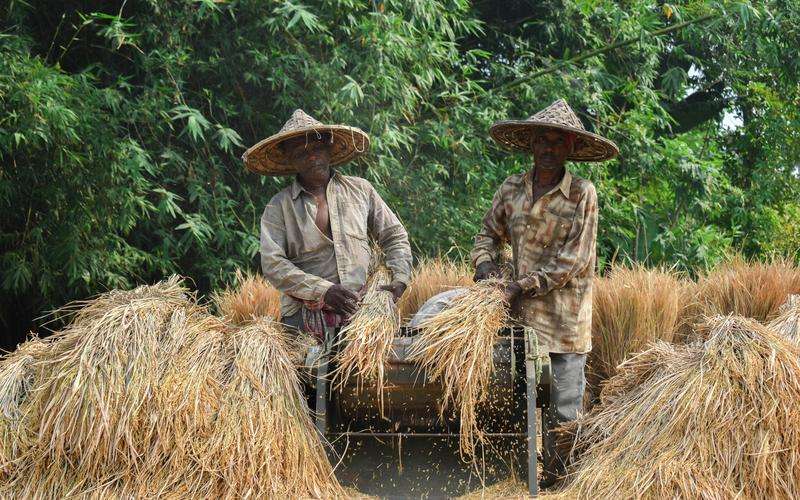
top-left (470, 170), bottom-right (597, 353)
top-left (260, 172), bottom-right (412, 318)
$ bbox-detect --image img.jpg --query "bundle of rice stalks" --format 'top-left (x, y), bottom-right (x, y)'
top-left (407, 280), bottom-right (508, 459)
top-left (397, 258), bottom-right (472, 321)
top-left (331, 266), bottom-right (399, 414)
top-left (588, 265), bottom-right (691, 393)
top-left (23, 277), bottom-right (205, 482)
top-left (556, 315), bottom-right (800, 499)
top-left (200, 318), bottom-right (344, 498)
top-left (694, 257), bottom-right (800, 323)
top-left (767, 294), bottom-right (800, 345)
top-left (213, 270), bottom-right (282, 323)
top-left (0, 337), bottom-right (48, 477)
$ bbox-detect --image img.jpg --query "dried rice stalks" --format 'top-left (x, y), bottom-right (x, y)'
top-left (694, 256), bottom-right (800, 323)
top-left (407, 280), bottom-right (508, 459)
top-left (200, 318), bottom-right (344, 498)
top-left (767, 294), bottom-right (800, 345)
top-left (213, 270), bottom-right (282, 323)
top-left (331, 266), bottom-right (399, 414)
top-left (555, 315), bottom-right (800, 499)
top-left (0, 337), bottom-right (49, 477)
top-left (397, 258), bottom-right (472, 321)
top-left (588, 265), bottom-right (692, 395)
top-left (25, 277), bottom-right (202, 481)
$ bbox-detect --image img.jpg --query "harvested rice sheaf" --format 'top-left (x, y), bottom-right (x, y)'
top-left (767, 294), bottom-right (800, 345)
top-left (694, 257), bottom-right (800, 323)
top-left (213, 270), bottom-right (282, 323)
top-left (407, 280), bottom-right (508, 459)
top-left (0, 277), bottom-right (343, 498)
top-left (331, 266), bottom-right (399, 414)
top-left (0, 337), bottom-right (49, 478)
top-left (556, 315), bottom-right (800, 499)
top-left (23, 277), bottom-right (206, 482)
top-left (588, 265), bottom-right (691, 393)
top-left (201, 318), bottom-right (344, 498)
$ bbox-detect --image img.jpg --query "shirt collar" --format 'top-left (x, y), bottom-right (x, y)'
top-left (523, 168), bottom-right (572, 199)
top-left (290, 170), bottom-right (339, 200)
top-left (557, 169), bottom-right (572, 198)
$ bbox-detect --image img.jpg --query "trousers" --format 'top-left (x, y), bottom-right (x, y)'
top-left (542, 352), bottom-right (586, 482)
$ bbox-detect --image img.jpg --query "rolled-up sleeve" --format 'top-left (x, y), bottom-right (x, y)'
top-left (260, 204), bottom-right (335, 302)
top-left (367, 185), bottom-right (412, 284)
top-left (471, 187), bottom-right (507, 267)
top-left (517, 184), bottom-right (597, 295)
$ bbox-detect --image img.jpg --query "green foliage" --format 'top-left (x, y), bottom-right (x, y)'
top-left (1, 0), bottom-right (799, 343)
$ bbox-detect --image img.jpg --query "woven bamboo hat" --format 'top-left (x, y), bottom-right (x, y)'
top-left (242, 109), bottom-right (370, 175)
top-left (490, 99), bottom-right (619, 161)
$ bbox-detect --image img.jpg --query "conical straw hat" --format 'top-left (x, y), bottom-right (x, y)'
top-left (490, 99), bottom-right (619, 161)
top-left (242, 109), bottom-right (370, 175)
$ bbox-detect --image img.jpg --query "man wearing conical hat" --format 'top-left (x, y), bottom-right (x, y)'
top-left (471, 99), bottom-right (618, 488)
top-left (243, 110), bottom-right (412, 337)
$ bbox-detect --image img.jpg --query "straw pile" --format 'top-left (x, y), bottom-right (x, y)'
top-left (213, 270), bottom-right (282, 323)
top-left (767, 294), bottom-right (800, 345)
top-left (555, 315), bottom-right (800, 498)
top-left (588, 265), bottom-right (691, 392)
top-left (694, 257), bottom-right (800, 323)
top-left (202, 318), bottom-right (342, 498)
top-left (407, 280), bottom-right (508, 459)
top-left (331, 265), bottom-right (399, 414)
top-left (0, 277), bottom-right (344, 498)
top-left (397, 258), bottom-right (472, 321)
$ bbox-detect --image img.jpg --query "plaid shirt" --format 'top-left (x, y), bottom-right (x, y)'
top-left (260, 172), bottom-right (412, 318)
top-left (471, 169), bottom-right (597, 353)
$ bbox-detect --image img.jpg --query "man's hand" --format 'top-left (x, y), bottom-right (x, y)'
top-left (503, 281), bottom-right (523, 304)
top-left (323, 284), bottom-right (360, 316)
top-left (379, 281), bottom-right (407, 303)
top-left (474, 261), bottom-right (501, 282)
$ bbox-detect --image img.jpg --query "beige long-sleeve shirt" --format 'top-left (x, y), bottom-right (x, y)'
top-left (471, 169), bottom-right (598, 353)
top-left (260, 172), bottom-right (412, 318)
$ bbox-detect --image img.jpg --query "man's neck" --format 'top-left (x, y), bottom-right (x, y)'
top-left (531, 164), bottom-right (565, 187)
top-left (297, 167), bottom-right (332, 195)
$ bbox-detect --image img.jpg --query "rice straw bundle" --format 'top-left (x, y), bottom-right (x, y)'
top-left (0, 337), bottom-right (48, 478)
top-left (213, 270), bottom-right (282, 323)
top-left (407, 280), bottom-right (508, 459)
top-left (397, 258), bottom-right (472, 321)
top-left (23, 277), bottom-right (202, 483)
top-left (331, 265), bottom-right (399, 414)
top-left (694, 256), bottom-right (800, 323)
top-left (767, 294), bottom-right (800, 345)
top-left (588, 265), bottom-right (691, 393)
top-left (555, 315), bottom-right (800, 498)
top-left (200, 317), bottom-right (344, 498)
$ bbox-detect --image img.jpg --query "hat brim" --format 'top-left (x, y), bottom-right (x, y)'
top-left (242, 125), bottom-right (370, 176)
top-left (490, 121), bottom-right (619, 162)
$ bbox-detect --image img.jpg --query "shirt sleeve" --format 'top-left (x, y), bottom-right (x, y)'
top-left (367, 183), bottom-right (412, 285)
top-left (260, 203), bottom-right (335, 302)
top-left (517, 183), bottom-right (597, 295)
top-left (470, 186), bottom-right (508, 267)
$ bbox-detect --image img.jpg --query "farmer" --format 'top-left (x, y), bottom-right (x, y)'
top-left (242, 109), bottom-right (412, 338)
top-left (471, 99), bottom-right (618, 488)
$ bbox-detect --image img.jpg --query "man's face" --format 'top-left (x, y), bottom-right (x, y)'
top-left (284, 134), bottom-right (333, 173)
top-left (531, 130), bottom-right (575, 171)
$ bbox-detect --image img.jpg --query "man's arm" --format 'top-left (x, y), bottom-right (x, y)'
top-left (260, 203), bottom-right (335, 303)
top-left (367, 184), bottom-right (412, 290)
top-left (471, 187), bottom-right (508, 279)
top-left (517, 184), bottom-right (598, 296)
